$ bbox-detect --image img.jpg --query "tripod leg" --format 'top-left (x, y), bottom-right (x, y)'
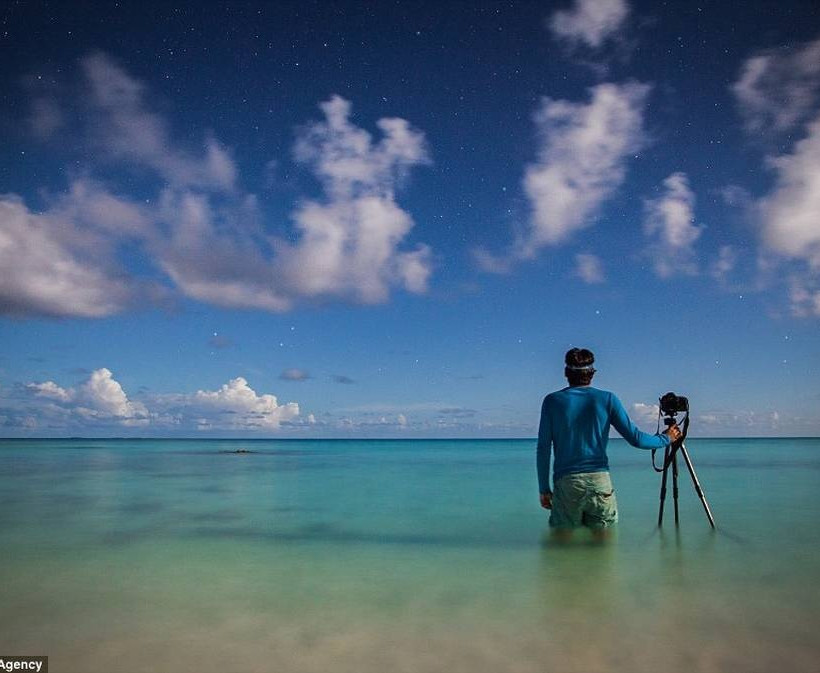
top-left (679, 443), bottom-right (716, 529)
top-left (672, 452), bottom-right (680, 526)
top-left (658, 446), bottom-right (670, 527)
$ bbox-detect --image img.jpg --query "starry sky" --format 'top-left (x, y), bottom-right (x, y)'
top-left (1, 0), bottom-right (819, 438)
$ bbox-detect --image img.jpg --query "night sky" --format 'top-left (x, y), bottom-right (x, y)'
top-left (1, 0), bottom-right (818, 437)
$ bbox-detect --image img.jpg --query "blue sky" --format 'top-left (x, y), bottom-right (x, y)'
top-left (1, 0), bottom-right (818, 437)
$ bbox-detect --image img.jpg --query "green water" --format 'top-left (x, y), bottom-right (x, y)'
top-left (1, 438), bottom-right (818, 672)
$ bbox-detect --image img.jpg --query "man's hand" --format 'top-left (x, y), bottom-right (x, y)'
top-left (540, 492), bottom-right (553, 509)
top-left (664, 423), bottom-right (682, 445)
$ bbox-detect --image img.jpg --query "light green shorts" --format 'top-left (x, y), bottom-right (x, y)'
top-left (550, 471), bottom-right (618, 529)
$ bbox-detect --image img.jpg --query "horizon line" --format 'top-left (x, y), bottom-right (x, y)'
top-left (2, 436), bottom-right (818, 441)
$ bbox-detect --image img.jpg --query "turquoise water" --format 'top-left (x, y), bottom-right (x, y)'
top-left (1, 438), bottom-right (818, 672)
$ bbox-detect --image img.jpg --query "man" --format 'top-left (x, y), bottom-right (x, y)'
top-left (537, 347), bottom-right (680, 535)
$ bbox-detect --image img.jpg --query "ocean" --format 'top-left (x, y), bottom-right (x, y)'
top-left (1, 438), bottom-right (818, 673)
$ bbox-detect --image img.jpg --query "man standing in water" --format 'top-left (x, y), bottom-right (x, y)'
top-left (537, 348), bottom-right (680, 536)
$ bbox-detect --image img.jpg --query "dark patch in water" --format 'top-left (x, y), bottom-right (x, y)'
top-left (143, 471), bottom-right (213, 479)
top-left (693, 459), bottom-right (820, 470)
top-left (100, 526), bottom-right (162, 546)
top-left (175, 449), bottom-right (317, 457)
top-left (39, 492), bottom-right (99, 508)
top-left (116, 500), bottom-right (165, 515)
top-left (186, 524), bottom-right (534, 550)
top-left (269, 505), bottom-right (321, 513)
top-left (184, 484), bottom-right (234, 495)
top-left (187, 509), bottom-right (245, 523)
top-left (298, 521), bottom-right (338, 535)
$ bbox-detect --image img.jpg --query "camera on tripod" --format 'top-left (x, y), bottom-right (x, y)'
top-left (659, 392), bottom-right (688, 418)
top-left (653, 390), bottom-right (715, 529)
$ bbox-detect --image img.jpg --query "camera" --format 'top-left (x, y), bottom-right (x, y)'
top-left (659, 391), bottom-right (689, 417)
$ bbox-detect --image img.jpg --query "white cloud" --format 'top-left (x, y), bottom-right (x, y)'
top-left (508, 82), bottom-right (648, 262)
top-left (753, 113), bottom-right (820, 317)
top-left (27, 368), bottom-right (148, 426)
top-left (5, 56), bottom-right (434, 318)
top-left (186, 377), bottom-right (299, 430)
top-left (695, 409), bottom-right (784, 433)
top-left (0, 193), bottom-right (139, 318)
top-left (21, 370), bottom-right (300, 432)
top-left (0, 53), bottom-right (432, 318)
top-left (283, 96), bottom-right (433, 302)
top-left (758, 114), bottom-right (820, 271)
top-left (731, 40), bottom-right (820, 319)
top-left (28, 380), bottom-right (73, 403)
top-left (152, 189), bottom-right (291, 312)
top-left (642, 172), bottom-right (702, 277)
top-left (76, 368), bottom-right (149, 425)
top-left (549, 0), bottom-right (630, 49)
top-left (732, 38), bottom-right (820, 135)
top-left (293, 96), bottom-right (431, 199)
top-left (81, 53), bottom-right (237, 191)
top-left (150, 97), bottom-right (434, 309)
top-left (574, 253), bottom-right (605, 283)
top-left (478, 83), bottom-right (648, 271)
top-left (630, 402), bottom-right (659, 426)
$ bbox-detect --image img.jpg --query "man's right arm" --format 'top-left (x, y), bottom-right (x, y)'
top-left (609, 393), bottom-right (671, 450)
top-left (536, 396), bottom-right (553, 495)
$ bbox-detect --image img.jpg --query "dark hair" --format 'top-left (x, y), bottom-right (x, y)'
top-left (565, 348), bottom-right (596, 386)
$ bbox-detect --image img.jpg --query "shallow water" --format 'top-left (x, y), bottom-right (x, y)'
top-left (1, 438), bottom-right (818, 672)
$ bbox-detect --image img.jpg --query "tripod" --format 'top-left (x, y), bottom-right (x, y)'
top-left (656, 415), bottom-right (716, 528)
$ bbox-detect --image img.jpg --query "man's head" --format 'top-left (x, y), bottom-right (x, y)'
top-left (565, 348), bottom-right (596, 386)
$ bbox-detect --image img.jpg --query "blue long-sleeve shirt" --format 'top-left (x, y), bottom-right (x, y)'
top-left (536, 386), bottom-right (670, 494)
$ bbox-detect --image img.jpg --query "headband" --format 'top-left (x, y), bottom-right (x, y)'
top-left (566, 364), bottom-right (595, 371)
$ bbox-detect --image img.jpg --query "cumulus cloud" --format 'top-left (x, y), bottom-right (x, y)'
top-left (732, 38), bottom-right (820, 135)
top-left (479, 82), bottom-right (648, 270)
top-left (0, 192), bottom-right (141, 318)
top-left (185, 377), bottom-right (299, 430)
top-left (20, 370), bottom-right (300, 432)
top-left (758, 115), bottom-right (820, 271)
top-left (642, 172), bottom-right (702, 277)
top-left (148, 97), bottom-right (434, 310)
top-left (151, 188), bottom-right (291, 311)
top-left (730, 39), bottom-right (820, 318)
top-left (549, 0), bottom-right (630, 49)
top-left (293, 96), bottom-right (430, 199)
top-left (4, 56), bottom-right (434, 317)
top-left (284, 96), bottom-right (433, 303)
top-left (28, 380), bottom-right (73, 403)
top-left (574, 253), bottom-right (605, 283)
top-left (27, 368), bottom-right (148, 426)
top-left (751, 112), bottom-right (820, 317)
top-left (523, 82), bottom-right (648, 252)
